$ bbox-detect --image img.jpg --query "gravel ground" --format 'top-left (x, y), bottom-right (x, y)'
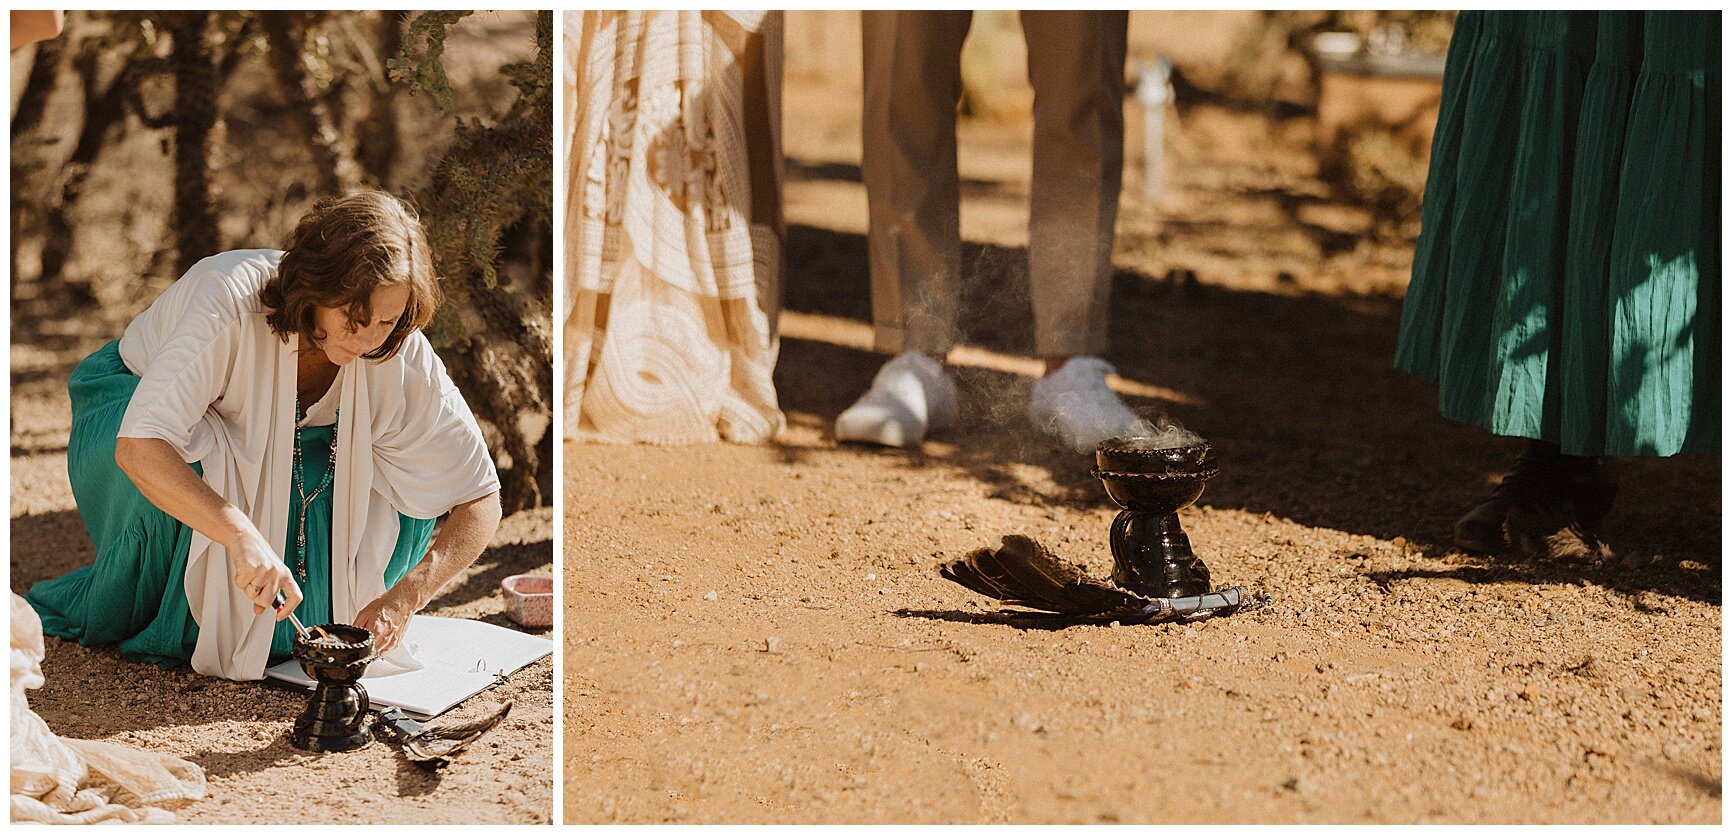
top-left (562, 75), bottom-right (1721, 824)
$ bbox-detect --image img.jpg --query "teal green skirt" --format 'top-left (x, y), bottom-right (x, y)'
top-left (25, 341), bottom-right (438, 668)
top-left (1396, 12), bottom-right (1720, 457)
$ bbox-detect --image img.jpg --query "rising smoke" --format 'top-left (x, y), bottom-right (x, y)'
top-left (1137, 417), bottom-right (1204, 450)
top-left (929, 252), bottom-right (1205, 456)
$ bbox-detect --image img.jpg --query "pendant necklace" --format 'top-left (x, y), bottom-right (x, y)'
top-left (291, 397), bottom-right (339, 583)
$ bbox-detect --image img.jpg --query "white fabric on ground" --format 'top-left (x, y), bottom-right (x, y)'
top-left (10, 594), bottom-right (205, 823)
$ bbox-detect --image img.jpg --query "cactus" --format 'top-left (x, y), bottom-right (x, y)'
top-left (394, 10), bottom-right (553, 513)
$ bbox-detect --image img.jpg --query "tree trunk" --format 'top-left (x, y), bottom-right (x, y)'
top-left (10, 34), bottom-right (66, 289)
top-left (261, 12), bottom-right (361, 196)
top-left (403, 10), bottom-right (554, 514)
top-left (11, 35), bottom-right (64, 139)
top-left (165, 12), bottom-right (219, 275)
top-left (37, 43), bottom-right (134, 291)
top-left (355, 11), bottom-right (406, 186)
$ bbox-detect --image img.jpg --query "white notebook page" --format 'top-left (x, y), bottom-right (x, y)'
top-left (264, 615), bottom-right (552, 719)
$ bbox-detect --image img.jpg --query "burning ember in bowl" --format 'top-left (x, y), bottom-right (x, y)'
top-left (293, 623), bottom-right (372, 665)
top-left (1093, 436), bottom-right (1216, 475)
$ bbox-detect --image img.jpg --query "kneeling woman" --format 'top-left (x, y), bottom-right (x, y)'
top-left (27, 191), bottom-right (503, 680)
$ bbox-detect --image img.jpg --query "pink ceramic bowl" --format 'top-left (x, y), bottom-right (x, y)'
top-left (501, 574), bottom-right (553, 629)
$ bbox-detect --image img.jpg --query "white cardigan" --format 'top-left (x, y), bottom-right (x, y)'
top-left (116, 249), bottom-right (500, 680)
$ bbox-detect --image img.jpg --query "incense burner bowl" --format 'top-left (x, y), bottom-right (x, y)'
top-left (290, 623), bottom-right (374, 753)
top-left (1092, 437), bottom-right (1218, 599)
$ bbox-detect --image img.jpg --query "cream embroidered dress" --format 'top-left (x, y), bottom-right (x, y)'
top-left (26, 250), bottom-right (500, 681)
top-left (564, 10), bottom-right (786, 444)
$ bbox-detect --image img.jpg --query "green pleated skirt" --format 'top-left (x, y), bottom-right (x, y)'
top-left (1395, 11), bottom-right (1720, 457)
top-left (25, 341), bottom-right (438, 668)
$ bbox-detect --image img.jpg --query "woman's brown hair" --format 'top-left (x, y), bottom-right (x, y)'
top-left (261, 191), bottom-right (440, 361)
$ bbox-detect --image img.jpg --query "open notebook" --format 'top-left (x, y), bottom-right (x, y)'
top-left (265, 615), bottom-right (552, 719)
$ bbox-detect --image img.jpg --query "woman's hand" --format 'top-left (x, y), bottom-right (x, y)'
top-left (116, 436), bottom-right (303, 619)
top-left (228, 528), bottom-right (302, 619)
top-left (355, 492), bottom-right (502, 654)
top-left (354, 588), bottom-right (417, 655)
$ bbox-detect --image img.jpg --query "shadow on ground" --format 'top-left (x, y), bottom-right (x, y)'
top-left (428, 538), bottom-right (555, 611)
top-left (10, 510), bottom-right (95, 590)
top-left (777, 221), bottom-right (1721, 605)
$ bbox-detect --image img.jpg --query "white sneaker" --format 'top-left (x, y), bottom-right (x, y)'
top-left (1029, 356), bottom-right (1151, 453)
top-left (835, 352), bottom-right (958, 448)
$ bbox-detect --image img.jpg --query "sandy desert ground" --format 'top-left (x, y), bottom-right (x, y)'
top-left (562, 66), bottom-right (1721, 824)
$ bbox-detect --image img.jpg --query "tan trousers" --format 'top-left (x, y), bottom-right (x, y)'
top-left (862, 10), bottom-right (1128, 357)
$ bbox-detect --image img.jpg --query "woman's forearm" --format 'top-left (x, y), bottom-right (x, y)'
top-left (114, 436), bottom-right (256, 548)
top-left (392, 491), bottom-right (503, 611)
top-left (117, 435), bottom-right (301, 616)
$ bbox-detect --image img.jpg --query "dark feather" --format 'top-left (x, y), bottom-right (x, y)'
top-left (402, 700), bottom-right (513, 763)
top-left (940, 534), bottom-right (1150, 617)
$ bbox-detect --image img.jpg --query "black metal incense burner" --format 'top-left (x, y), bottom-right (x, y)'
top-left (1093, 437), bottom-right (1218, 599)
top-left (939, 435), bottom-right (1265, 623)
top-left (289, 623), bottom-right (374, 753)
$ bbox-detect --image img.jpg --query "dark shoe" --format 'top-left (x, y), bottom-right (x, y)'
top-left (1565, 456), bottom-right (1619, 535)
top-left (1452, 441), bottom-right (1559, 553)
top-left (1519, 450), bottom-right (1618, 561)
top-left (1451, 441), bottom-right (1619, 556)
top-left (1505, 501), bottom-right (1613, 563)
top-left (1453, 497), bottom-right (1511, 554)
